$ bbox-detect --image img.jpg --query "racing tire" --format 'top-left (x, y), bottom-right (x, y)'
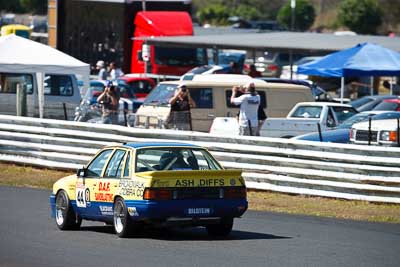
top-left (55, 190), bottom-right (82, 230)
top-left (206, 218), bottom-right (234, 237)
top-left (113, 197), bottom-right (133, 238)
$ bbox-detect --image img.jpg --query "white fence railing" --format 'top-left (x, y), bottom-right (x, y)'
top-left (0, 115), bottom-right (399, 203)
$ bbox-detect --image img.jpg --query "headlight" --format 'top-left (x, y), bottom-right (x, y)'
top-left (380, 131), bottom-right (398, 142)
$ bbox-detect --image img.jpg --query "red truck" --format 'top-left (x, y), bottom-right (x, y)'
top-left (131, 11), bottom-right (206, 76)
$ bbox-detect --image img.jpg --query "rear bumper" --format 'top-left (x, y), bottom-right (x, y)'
top-left (125, 198), bottom-right (248, 221)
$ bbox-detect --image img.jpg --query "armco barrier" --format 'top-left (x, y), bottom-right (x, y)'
top-left (0, 115), bottom-right (399, 203)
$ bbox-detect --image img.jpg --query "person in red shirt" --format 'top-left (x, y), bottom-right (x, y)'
top-left (248, 64), bottom-right (262, 78)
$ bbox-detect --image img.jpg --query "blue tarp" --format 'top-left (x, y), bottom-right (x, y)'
top-left (297, 43), bottom-right (400, 77)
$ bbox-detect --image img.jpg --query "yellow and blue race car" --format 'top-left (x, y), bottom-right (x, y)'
top-left (50, 142), bottom-right (248, 238)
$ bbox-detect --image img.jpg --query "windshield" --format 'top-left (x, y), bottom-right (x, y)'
top-left (84, 83), bottom-right (104, 101)
top-left (373, 101), bottom-right (400, 111)
top-left (350, 97), bottom-right (373, 108)
top-left (135, 147), bottom-right (222, 172)
top-left (154, 47), bottom-right (206, 66)
top-left (291, 106), bottom-right (322, 118)
top-left (218, 54), bottom-right (244, 65)
top-left (337, 113), bottom-right (372, 129)
top-left (116, 80), bottom-right (136, 99)
top-left (332, 106), bottom-right (358, 123)
top-left (143, 83), bottom-right (177, 106)
top-left (373, 112), bottom-right (400, 120)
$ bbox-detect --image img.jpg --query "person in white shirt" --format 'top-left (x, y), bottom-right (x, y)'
top-left (96, 60), bottom-right (108, 80)
top-left (230, 82), bottom-right (260, 136)
top-left (109, 62), bottom-right (124, 80)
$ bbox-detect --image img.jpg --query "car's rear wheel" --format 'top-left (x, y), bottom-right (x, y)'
top-left (113, 197), bottom-right (133, 238)
top-left (206, 217), bottom-right (234, 237)
top-left (55, 190), bottom-right (82, 230)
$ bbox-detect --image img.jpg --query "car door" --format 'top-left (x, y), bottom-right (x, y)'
top-left (88, 148), bottom-right (129, 219)
top-left (75, 149), bottom-right (113, 218)
top-left (189, 87), bottom-right (214, 132)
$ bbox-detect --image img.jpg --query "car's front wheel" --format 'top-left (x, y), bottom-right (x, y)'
top-left (113, 197), bottom-right (133, 238)
top-left (206, 217), bottom-right (234, 237)
top-left (55, 190), bottom-right (82, 230)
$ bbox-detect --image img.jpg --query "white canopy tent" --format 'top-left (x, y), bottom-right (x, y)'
top-left (0, 34), bottom-right (90, 118)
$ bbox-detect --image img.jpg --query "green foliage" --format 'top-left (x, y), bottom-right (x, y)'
top-left (277, 0), bottom-right (316, 31)
top-left (193, 0), bottom-right (285, 25)
top-left (0, 0), bottom-right (47, 14)
top-left (196, 3), bottom-right (230, 25)
top-left (20, 0), bottom-right (47, 14)
top-left (337, 0), bottom-right (382, 34)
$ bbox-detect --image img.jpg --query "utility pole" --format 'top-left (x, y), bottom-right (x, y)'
top-left (289, 0), bottom-right (296, 79)
top-left (142, 0), bottom-right (146, 11)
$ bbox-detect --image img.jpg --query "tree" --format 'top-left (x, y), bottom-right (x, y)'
top-left (337, 0), bottom-right (382, 34)
top-left (277, 0), bottom-right (316, 31)
top-left (196, 4), bottom-right (230, 25)
top-left (20, 0), bottom-right (47, 14)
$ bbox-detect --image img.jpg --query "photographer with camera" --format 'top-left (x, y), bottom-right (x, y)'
top-left (167, 84), bottom-right (196, 130)
top-left (231, 82), bottom-right (260, 136)
top-left (97, 80), bottom-right (120, 124)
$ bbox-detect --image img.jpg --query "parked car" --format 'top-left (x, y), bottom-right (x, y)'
top-left (350, 118), bottom-right (400, 147)
top-left (280, 56), bottom-right (322, 80)
top-left (117, 74), bottom-right (156, 98)
top-left (257, 78), bottom-right (335, 102)
top-left (50, 142), bottom-right (248, 238)
top-left (260, 102), bottom-right (358, 138)
top-left (135, 74), bottom-right (314, 132)
top-left (74, 80), bottom-right (144, 124)
top-left (0, 72), bottom-right (80, 120)
top-left (181, 51), bottom-right (246, 81)
top-left (372, 98), bottom-right (400, 111)
top-left (293, 111), bottom-right (400, 143)
top-left (246, 51), bottom-right (308, 77)
top-left (349, 95), bottom-right (398, 112)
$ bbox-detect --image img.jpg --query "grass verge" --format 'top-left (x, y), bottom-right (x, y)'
top-left (1, 163), bottom-right (399, 224)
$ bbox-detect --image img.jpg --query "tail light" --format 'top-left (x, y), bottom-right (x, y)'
top-left (224, 187), bottom-right (247, 199)
top-left (267, 64), bottom-right (278, 72)
top-left (143, 188), bottom-right (173, 200)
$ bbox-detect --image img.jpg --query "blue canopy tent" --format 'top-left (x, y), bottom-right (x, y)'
top-left (297, 42), bottom-right (400, 102)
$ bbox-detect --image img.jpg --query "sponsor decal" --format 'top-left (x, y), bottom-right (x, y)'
top-left (119, 180), bottom-right (145, 197)
top-left (99, 205), bottom-right (113, 216)
top-left (186, 208), bottom-right (211, 215)
top-left (175, 178), bottom-right (225, 187)
top-left (76, 187), bottom-right (90, 208)
top-left (98, 182), bottom-right (110, 191)
top-left (151, 180), bottom-right (170, 187)
top-left (127, 207), bottom-right (139, 217)
top-left (94, 192), bottom-right (113, 202)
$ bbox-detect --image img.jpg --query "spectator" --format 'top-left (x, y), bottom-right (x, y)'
top-left (230, 82), bottom-right (260, 136)
top-left (248, 64), bottom-right (262, 78)
top-left (97, 80), bottom-right (120, 124)
top-left (96, 60), bottom-right (108, 80)
top-left (109, 62), bottom-right (124, 80)
top-left (167, 84), bottom-right (196, 130)
top-left (228, 62), bottom-right (242, 74)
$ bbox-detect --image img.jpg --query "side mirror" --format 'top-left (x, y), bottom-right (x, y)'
top-left (77, 168), bottom-right (86, 177)
top-left (137, 51), bottom-right (143, 62)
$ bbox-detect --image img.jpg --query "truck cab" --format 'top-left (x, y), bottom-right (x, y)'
top-left (131, 11), bottom-right (206, 76)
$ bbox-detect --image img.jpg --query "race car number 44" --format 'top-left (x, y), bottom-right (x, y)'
top-left (186, 208), bottom-right (211, 215)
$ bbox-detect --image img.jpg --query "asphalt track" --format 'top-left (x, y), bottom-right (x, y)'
top-left (1, 186), bottom-right (399, 267)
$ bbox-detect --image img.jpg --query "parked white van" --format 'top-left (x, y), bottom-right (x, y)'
top-left (0, 72), bottom-right (81, 120)
top-left (134, 74), bottom-right (314, 132)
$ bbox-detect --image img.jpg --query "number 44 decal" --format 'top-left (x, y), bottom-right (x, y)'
top-left (76, 188), bottom-right (90, 208)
